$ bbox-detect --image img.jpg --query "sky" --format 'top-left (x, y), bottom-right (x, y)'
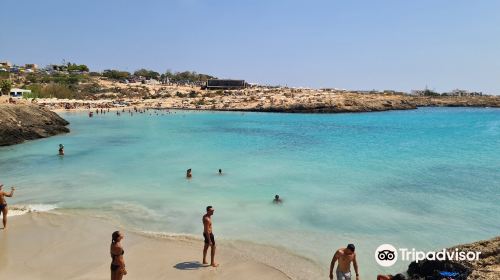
top-left (1, 0), bottom-right (499, 93)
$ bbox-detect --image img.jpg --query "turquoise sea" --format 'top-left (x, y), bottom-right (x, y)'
top-left (1, 107), bottom-right (499, 278)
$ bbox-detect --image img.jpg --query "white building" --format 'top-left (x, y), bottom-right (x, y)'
top-left (9, 88), bottom-right (31, 98)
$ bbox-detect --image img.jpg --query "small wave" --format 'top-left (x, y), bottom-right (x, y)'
top-left (138, 230), bottom-right (201, 242)
top-left (9, 204), bottom-right (58, 216)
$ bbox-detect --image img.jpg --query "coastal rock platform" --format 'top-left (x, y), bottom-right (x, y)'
top-left (0, 104), bottom-right (70, 146)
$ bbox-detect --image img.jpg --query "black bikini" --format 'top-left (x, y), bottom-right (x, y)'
top-left (110, 249), bottom-right (124, 271)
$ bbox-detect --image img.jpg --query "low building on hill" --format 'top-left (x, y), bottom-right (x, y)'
top-left (9, 88), bottom-right (31, 98)
top-left (0, 61), bottom-right (12, 68)
top-left (203, 79), bottom-right (246, 90)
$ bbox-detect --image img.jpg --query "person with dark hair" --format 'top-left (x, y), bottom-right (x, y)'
top-left (329, 244), bottom-right (360, 280)
top-left (110, 231), bottom-right (127, 280)
top-left (202, 206), bottom-right (218, 267)
top-left (186, 169), bottom-right (192, 178)
top-left (58, 144), bottom-right (64, 156)
top-left (0, 183), bottom-right (15, 229)
top-left (218, 169), bottom-right (222, 175)
top-left (273, 194), bottom-right (282, 204)
top-left (377, 274), bottom-right (405, 280)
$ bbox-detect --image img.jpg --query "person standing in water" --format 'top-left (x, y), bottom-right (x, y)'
top-left (58, 144), bottom-right (64, 156)
top-left (186, 169), bottom-right (192, 178)
top-left (202, 206), bottom-right (218, 267)
top-left (329, 244), bottom-right (360, 280)
top-left (0, 184), bottom-right (15, 229)
top-left (273, 194), bottom-right (282, 204)
top-left (110, 231), bottom-right (127, 280)
top-left (218, 169), bottom-right (222, 175)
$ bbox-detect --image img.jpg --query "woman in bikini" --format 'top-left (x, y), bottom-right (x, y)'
top-left (110, 231), bottom-right (127, 280)
top-left (0, 183), bottom-right (15, 229)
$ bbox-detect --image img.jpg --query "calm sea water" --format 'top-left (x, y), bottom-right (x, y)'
top-left (1, 107), bottom-right (499, 278)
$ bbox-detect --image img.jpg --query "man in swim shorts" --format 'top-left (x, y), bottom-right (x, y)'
top-left (329, 244), bottom-right (360, 280)
top-left (202, 206), bottom-right (218, 267)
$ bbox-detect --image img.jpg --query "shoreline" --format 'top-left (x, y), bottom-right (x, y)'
top-left (22, 93), bottom-right (499, 114)
top-left (1, 210), bottom-right (323, 280)
top-left (50, 104), bottom-right (500, 115)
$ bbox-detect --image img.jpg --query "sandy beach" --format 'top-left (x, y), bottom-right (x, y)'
top-left (0, 212), bottom-right (295, 280)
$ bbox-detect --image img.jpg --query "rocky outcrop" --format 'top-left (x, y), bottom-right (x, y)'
top-left (0, 104), bottom-right (70, 146)
top-left (448, 237), bottom-right (500, 280)
top-left (412, 96), bottom-right (500, 108)
top-left (406, 236), bottom-right (500, 280)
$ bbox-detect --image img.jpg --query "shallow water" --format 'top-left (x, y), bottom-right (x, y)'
top-left (1, 107), bottom-right (499, 278)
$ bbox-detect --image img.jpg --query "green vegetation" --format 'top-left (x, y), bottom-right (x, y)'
top-left (422, 89), bottom-right (441, 96)
top-left (102, 70), bottom-right (131, 80)
top-left (24, 83), bottom-right (82, 99)
top-left (26, 72), bottom-right (88, 85)
top-left (162, 70), bottom-right (216, 83)
top-left (0, 79), bottom-right (12, 95)
top-left (134, 69), bottom-right (160, 80)
top-left (0, 71), bottom-right (10, 79)
top-left (66, 63), bottom-right (89, 72)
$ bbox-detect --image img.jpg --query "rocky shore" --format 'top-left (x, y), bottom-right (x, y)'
top-left (406, 236), bottom-right (500, 280)
top-left (35, 91), bottom-right (500, 114)
top-left (0, 104), bottom-right (70, 146)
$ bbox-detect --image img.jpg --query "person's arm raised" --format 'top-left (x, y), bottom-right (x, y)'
top-left (6, 187), bottom-right (15, 197)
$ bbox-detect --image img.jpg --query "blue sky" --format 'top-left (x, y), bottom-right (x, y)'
top-left (1, 0), bottom-right (499, 93)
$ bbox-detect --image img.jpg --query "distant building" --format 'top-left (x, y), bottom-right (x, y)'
top-left (25, 64), bottom-right (38, 70)
top-left (9, 88), bottom-right (31, 98)
top-left (203, 79), bottom-right (246, 90)
top-left (143, 79), bottom-right (160, 85)
top-left (0, 61), bottom-right (12, 68)
top-left (447, 89), bottom-right (483, 97)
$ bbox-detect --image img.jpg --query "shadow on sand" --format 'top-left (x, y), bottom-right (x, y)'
top-left (174, 261), bottom-right (205, 270)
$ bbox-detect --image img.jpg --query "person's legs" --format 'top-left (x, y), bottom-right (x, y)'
top-left (211, 244), bottom-right (217, 266)
top-left (203, 243), bottom-right (209, 264)
top-left (2, 207), bottom-right (7, 229)
top-left (210, 233), bottom-right (218, 266)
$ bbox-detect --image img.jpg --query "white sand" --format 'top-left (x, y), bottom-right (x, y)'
top-left (0, 212), bottom-right (292, 280)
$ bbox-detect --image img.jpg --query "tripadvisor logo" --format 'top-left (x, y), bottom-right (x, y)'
top-left (375, 244), bottom-right (481, 267)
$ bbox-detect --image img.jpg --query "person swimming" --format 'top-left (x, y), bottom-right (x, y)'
top-left (186, 169), bottom-right (192, 178)
top-left (58, 144), bottom-right (64, 156)
top-left (273, 194), bottom-right (282, 204)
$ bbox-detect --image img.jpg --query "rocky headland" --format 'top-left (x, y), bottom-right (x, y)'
top-left (0, 104), bottom-right (70, 146)
top-left (406, 236), bottom-right (500, 280)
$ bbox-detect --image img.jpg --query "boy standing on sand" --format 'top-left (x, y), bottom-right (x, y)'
top-left (202, 206), bottom-right (218, 267)
top-left (329, 244), bottom-right (360, 280)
